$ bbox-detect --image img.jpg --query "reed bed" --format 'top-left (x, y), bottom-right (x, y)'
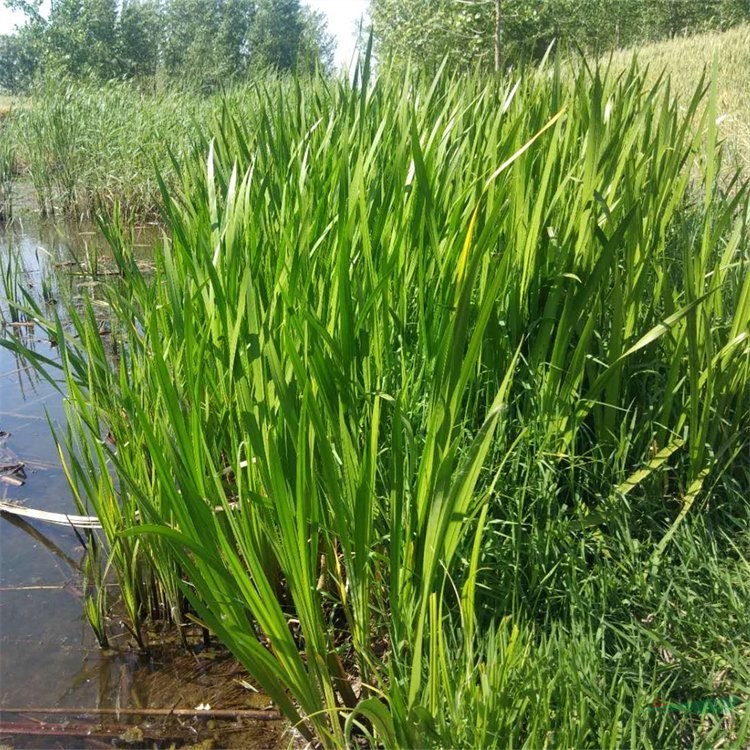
top-left (2, 77), bottom-right (301, 221)
top-left (0, 117), bottom-right (16, 219)
top-left (3, 82), bottom-right (202, 219)
top-left (3, 55), bottom-right (750, 747)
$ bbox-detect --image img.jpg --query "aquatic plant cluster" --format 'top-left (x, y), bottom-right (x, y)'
top-left (4, 56), bottom-right (750, 747)
top-left (1, 81), bottom-right (208, 219)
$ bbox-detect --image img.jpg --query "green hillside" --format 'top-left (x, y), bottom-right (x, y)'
top-left (610, 24), bottom-right (750, 171)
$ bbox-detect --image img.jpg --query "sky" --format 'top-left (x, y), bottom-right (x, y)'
top-left (0, 0), bottom-right (369, 70)
top-left (0, 5), bottom-right (25, 35)
top-left (307, 0), bottom-right (369, 69)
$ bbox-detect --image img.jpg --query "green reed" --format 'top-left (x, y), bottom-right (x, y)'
top-left (0, 118), bottom-right (16, 220)
top-left (2, 54), bottom-right (749, 747)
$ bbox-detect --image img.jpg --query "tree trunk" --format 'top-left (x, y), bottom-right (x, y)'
top-left (494, 0), bottom-right (502, 72)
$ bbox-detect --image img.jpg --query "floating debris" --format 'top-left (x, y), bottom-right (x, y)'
top-left (0, 430), bottom-right (26, 486)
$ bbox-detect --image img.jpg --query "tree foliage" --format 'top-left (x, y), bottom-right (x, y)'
top-left (370, 0), bottom-right (750, 72)
top-left (0, 0), bottom-right (334, 92)
top-left (250, 0), bottom-right (302, 71)
top-left (298, 6), bottom-right (335, 74)
top-left (0, 30), bottom-right (37, 90)
top-left (116, 0), bottom-right (162, 79)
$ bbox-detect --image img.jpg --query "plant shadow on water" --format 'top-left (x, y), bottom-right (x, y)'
top-left (0, 216), bottom-right (288, 749)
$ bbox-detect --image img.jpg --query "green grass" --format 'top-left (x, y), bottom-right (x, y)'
top-left (0, 120), bottom-right (15, 218)
top-left (2, 52), bottom-right (750, 748)
top-left (1, 82), bottom-right (203, 219)
top-left (0, 94), bottom-right (21, 217)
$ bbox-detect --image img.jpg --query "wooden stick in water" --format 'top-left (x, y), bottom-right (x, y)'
top-left (1, 706), bottom-right (283, 720)
top-left (0, 499), bottom-right (102, 528)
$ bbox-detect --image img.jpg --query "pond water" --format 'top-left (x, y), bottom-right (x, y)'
top-left (0, 216), bottom-right (285, 748)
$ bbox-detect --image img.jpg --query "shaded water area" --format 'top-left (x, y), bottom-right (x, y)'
top-left (0, 215), bottom-right (286, 748)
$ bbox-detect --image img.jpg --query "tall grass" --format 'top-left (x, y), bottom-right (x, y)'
top-left (3, 54), bottom-right (750, 747)
top-left (0, 117), bottom-right (16, 219)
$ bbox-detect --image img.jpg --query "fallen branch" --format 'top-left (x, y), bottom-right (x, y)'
top-left (0, 720), bottom-right (122, 739)
top-left (0, 500), bottom-right (102, 529)
top-left (1, 705), bottom-right (283, 720)
top-left (0, 718), bottom-right (199, 742)
top-left (0, 474), bottom-right (24, 487)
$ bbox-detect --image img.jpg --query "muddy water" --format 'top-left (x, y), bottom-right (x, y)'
top-left (0, 217), bottom-right (286, 748)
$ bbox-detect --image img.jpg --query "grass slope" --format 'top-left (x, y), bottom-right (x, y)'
top-left (0, 95), bottom-right (19, 117)
top-left (610, 24), bottom-right (750, 170)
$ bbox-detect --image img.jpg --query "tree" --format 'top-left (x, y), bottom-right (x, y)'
top-left (1, 0), bottom-right (334, 90)
top-left (370, 0), bottom-right (458, 71)
top-left (250, 0), bottom-right (303, 71)
top-left (81, 0), bottom-right (119, 78)
top-left (42, 0), bottom-right (87, 77)
top-left (3, 0), bottom-right (122, 81)
top-left (161, 0), bottom-right (257, 89)
top-left (0, 31), bottom-right (38, 91)
top-left (116, 0), bottom-right (162, 79)
top-left (298, 6), bottom-right (335, 74)
top-left (215, 0), bottom-right (257, 79)
top-left (162, 0), bottom-right (218, 85)
top-left (370, 0), bottom-right (750, 72)
top-left (369, 0), bottom-right (550, 73)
